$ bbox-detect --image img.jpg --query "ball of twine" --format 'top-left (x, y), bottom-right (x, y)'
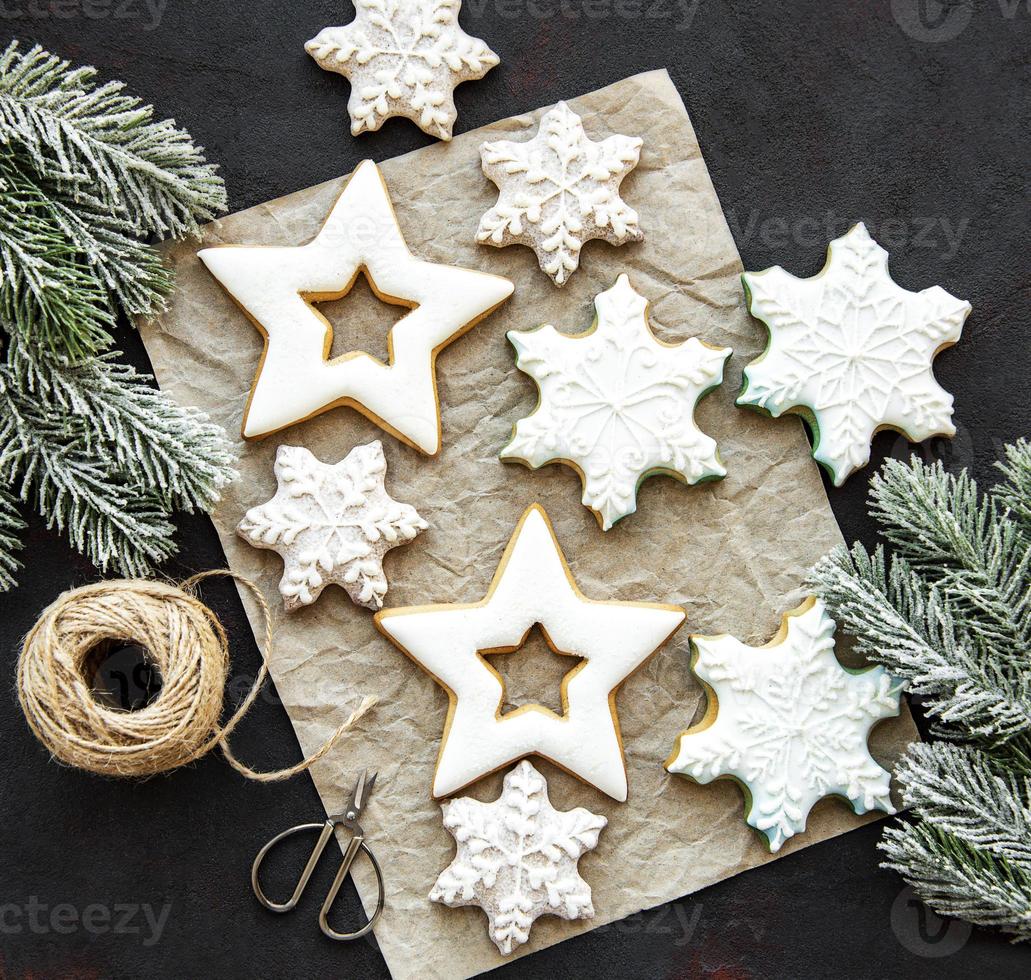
top-left (17, 571), bottom-right (376, 780)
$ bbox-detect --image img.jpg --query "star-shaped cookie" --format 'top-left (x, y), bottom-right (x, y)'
top-left (375, 503), bottom-right (685, 801)
top-left (238, 441), bottom-right (427, 612)
top-left (198, 159), bottom-right (514, 453)
top-left (431, 760), bottom-right (606, 954)
top-left (502, 274), bottom-right (732, 529)
top-left (738, 222), bottom-right (971, 484)
top-left (665, 597), bottom-right (902, 851)
top-left (305, 0), bottom-right (499, 140)
top-left (476, 101), bottom-right (643, 285)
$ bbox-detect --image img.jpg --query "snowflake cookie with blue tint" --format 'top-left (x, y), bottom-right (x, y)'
top-left (305, 0), bottom-right (499, 140)
top-left (477, 101), bottom-right (643, 285)
top-left (238, 441), bottom-right (427, 612)
top-left (666, 597), bottom-right (902, 852)
top-left (738, 222), bottom-right (971, 485)
top-left (502, 275), bottom-right (731, 529)
top-left (430, 760), bottom-right (607, 954)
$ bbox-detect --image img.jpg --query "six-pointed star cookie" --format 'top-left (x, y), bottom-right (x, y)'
top-left (375, 504), bottom-right (685, 800)
top-left (502, 274), bottom-right (732, 529)
top-left (477, 101), bottom-right (643, 285)
top-left (305, 0), bottom-right (499, 140)
top-left (738, 222), bottom-right (971, 484)
top-left (665, 597), bottom-right (902, 852)
top-left (238, 441), bottom-right (427, 612)
top-left (198, 159), bottom-right (514, 453)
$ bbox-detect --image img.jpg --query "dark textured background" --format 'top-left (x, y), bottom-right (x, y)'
top-left (1, 1), bottom-right (1029, 977)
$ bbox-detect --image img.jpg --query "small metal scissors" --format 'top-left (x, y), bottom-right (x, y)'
top-left (251, 769), bottom-right (385, 941)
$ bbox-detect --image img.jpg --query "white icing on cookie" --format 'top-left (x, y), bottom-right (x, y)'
top-left (431, 760), bottom-right (606, 955)
top-left (738, 222), bottom-right (971, 485)
top-left (198, 160), bottom-right (514, 454)
top-left (305, 0), bottom-right (499, 141)
top-left (502, 275), bottom-right (731, 530)
top-left (375, 504), bottom-right (685, 801)
top-left (666, 597), bottom-right (901, 852)
top-left (238, 441), bottom-right (427, 612)
top-left (477, 101), bottom-right (643, 286)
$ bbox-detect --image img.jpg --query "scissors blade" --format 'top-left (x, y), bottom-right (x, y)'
top-left (348, 769), bottom-right (377, 816)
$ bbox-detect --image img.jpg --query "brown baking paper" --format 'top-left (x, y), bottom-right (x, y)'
top-left (139, 70), bottom-right (917, 979)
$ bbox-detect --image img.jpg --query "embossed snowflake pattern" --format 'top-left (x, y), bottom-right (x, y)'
top-left (666, 598), bottom-right (902, 852)
top-left (430, 760), bottom-right (607, 954)
top-left (305, 0), bottom-right (499, 140)
top-left (738, 222), bottom-right (971, 485)
top-left (477, 101), bottom-right (643, 285)
top-left (237, 441), bottom-right (427, 612)
top-left (502, 275), bottom-right (731, 530)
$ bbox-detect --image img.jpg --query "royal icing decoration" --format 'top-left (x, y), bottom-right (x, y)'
top-left (665, 597), bottom-right (901, 852)
top-left (238, 442), bottom-right (427, 612)
top-left (476, 101), bottom-right (643, 286)
top-left (198, 159), bottom-right (513, 453)
top-left (738, 222), bottom-right (971, 485)
top-left (375, 504), bottom-right (684, 801)
top-left (430, 760), bottom-right (606, 955)
top-left (502, 275), bottom-right (731, 530)
top-left (305, 0), bottom-right (499, 141)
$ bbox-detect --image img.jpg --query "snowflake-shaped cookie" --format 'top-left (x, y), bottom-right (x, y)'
top-left (738, 222), bottom-right (971, 485)
top-left (431, 760), bottom-right (607, 954)
top-left (666, 597), bottom-right (901, 851)
top-left (502, 275), bottom-right (731, 530)
top-left (238, 441), bottom-right (427, 612)
top-left (477, 101), bottom-right (643, 285)
top-left (305, 0), bottom-right (499, 140)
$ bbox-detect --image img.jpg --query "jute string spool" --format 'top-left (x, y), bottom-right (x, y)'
top-left (17, 570), bottom-right (376, 780)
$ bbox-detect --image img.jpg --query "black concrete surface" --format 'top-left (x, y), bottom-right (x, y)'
top-left (0, 2), bottom-right (1028, 977)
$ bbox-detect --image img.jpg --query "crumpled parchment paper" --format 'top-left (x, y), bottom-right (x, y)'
top-left (139, 70), bottom-right (917, 980)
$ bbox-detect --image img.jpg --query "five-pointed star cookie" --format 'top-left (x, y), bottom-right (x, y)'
top-left (305, 0), bottom-right (499, 141)
top-left (738, 222), bottom-right (971, 485)
top-left (198, 159), bottom-right (513, 454)
top-left (375, 503), bottom-right (685, 801)
top-left (476, 101), bottom-right (644, 285)
top-left (665, 597), bottom-right (902, 852)
top-left (502, 274), bottom-right (732, 529)
top-left (431, 760), bottom-right (607, 954)
top-left (238, 441), bottom-right (427, 612)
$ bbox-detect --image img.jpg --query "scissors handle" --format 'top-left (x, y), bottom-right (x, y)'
top-left (251, 820), bottom-right (386, 941)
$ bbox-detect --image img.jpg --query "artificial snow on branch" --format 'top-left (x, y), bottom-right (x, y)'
top-left (0, 41), bottom-right (234, 588)
top-left (809, 445), bottom-right (1031, 942)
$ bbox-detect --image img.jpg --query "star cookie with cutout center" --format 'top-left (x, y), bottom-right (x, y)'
top-left (198, 159), bottom-right (513, 454)
top-left (375, 503), bottom-right (685, 801)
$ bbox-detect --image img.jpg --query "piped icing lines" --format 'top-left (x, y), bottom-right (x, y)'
top-left (375, 504), bottom-right (685, 801)
top-left (665, 597), bottom-right (902, 852)
top-left (198, 160), bottom-right (514, 453)
top-left (738, 222), bottom-right (971, 485)
top-left (430, 760), bottom-right (606, 955)
top-left (305, 0), bottom-right (499, 140)
top-left (477, 101), bottom-right (643, 285)
top-left (502, 275), bottom-right (732, 530)
top-left (238, 441), bottom-right (427, 613)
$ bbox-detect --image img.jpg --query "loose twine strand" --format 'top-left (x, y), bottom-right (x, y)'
top-left (17, 570), bottom-right (377, 781)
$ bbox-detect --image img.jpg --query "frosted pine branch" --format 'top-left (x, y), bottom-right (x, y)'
top-left (0, 334), bottom-right (235, 578)
top-left (0, 484), bottom-right (25, 590)
top-left (997, 439), bottom-right (1031, 541)
top-left (0, 41), bottom-right (226, 238)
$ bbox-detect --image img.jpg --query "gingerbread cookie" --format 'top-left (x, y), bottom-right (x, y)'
top-left (305, 0), bottom-right (499, 141)
top-left (738, 222), bottom-right (971, 485)
top-left (431, 760), bottom-right (606, 954)
top-left (502, 274), bottom-right (731, 529)
top-left (477, 101), bottom-right (643, 285)
top-left (238, 442), bottom-right (427, 612)
top-left (665, 597), bottom-right (901, 851)
top-left (375, 503), bottom-right (685, 801)
top-left (198, 159), bottom-right (513, 453)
